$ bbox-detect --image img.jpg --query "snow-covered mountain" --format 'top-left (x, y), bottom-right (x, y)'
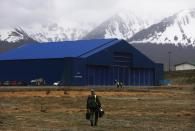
top-left (84, 11), bottom-right (151, 40)
top-left (0, 10), bottom-right (150, 43)
top-left (0, 22), bottom-right (93, 52)
top-left (24, 23), bottom-right (93, 42)
top-left (129, 9), bottom-right (195, 46)
top-left (0, 28), bottom-right (35, 52)
top-left (0, 28), bottom-right (33, 43)
top-left (0, 22), bottom-right (93, 43)
top-left (1, 9), bottom-right (195, 47)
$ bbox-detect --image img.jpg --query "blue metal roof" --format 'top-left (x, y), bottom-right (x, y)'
top-left (0, 39), bottom-right (119, 60)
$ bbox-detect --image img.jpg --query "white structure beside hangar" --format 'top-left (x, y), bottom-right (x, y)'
top-left (175, 62), bottom-right (195, 71)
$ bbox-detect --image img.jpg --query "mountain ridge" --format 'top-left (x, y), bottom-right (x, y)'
top-left (129, 9), bottom-right (195, 47)
top-left (84, 11), bottom-right (150, 40)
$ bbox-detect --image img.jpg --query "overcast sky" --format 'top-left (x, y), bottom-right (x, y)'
top-left (0, 0), bottom-right (195, 29)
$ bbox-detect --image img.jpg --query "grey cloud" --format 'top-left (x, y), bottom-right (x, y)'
top-left (0, 0), bottom-right (55, 28)
top-left (0, 0), bottom-right (194, 29)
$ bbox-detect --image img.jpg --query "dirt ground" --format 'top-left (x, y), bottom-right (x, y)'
top-left (0, 86), bottom-right (195, 131)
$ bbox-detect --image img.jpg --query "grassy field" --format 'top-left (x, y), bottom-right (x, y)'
top-left (0, 85), bottom-right (195, 131)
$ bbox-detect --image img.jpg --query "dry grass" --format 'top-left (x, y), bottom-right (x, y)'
top-left (0, 86), bottom-right (195, 131)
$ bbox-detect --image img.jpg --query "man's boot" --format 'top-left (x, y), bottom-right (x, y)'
top-left (94, 119), bottom-right (98, 126)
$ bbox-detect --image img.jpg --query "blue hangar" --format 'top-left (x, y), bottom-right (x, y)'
top-left (0, 39), bottom-right (163, 86)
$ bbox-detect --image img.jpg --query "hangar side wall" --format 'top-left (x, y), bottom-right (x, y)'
top-left (69, 58), bottom-right (86, 86)
top-left (0, 58), bottom-right (72, 85)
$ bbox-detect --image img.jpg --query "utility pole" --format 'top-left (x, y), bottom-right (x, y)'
top-left (168, 51), bottom-right (172, 72)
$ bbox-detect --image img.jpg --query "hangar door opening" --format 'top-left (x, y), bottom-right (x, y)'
top-left (112, 52), bottom-right (155, 86)
top-left (112, 67), bottom-right (155, 86)
top-left (112, 52), bottom-right (131, 86)
top-left (86, 65), bottom-right (110, 86)
top-left (86, 65), bottom-right (155, 86)
top-left (130, 68), bottom-right (155, 86)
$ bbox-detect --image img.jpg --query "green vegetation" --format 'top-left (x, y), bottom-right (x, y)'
top-left (164, 70), bottom-right (195, 84)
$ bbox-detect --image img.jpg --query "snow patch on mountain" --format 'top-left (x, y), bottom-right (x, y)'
top-left (0, 28), bottom-right (28, 43)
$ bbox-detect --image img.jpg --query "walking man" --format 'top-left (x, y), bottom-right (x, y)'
top-left (86, 89), bottom-right (101, 126)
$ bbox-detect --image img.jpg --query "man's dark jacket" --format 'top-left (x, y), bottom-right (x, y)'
top-left (87, 95), bottom-right (101, 110)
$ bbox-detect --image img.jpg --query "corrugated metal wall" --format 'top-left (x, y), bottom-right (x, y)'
top-left (0, 59), bottom-right (70, 85)
top-left (86, 65), bottom-right (109, 85)
top-left (86, 65), bottom-right (155, 86)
